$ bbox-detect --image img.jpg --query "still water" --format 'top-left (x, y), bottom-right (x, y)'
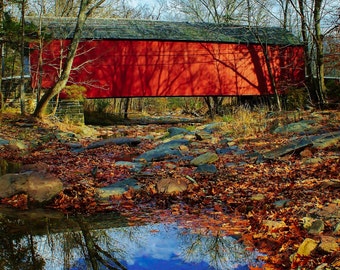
top-left (0, 208), bottom-right (263, 270)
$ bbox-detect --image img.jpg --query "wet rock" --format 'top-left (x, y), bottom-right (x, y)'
top-left (96, 178), bottom-right (140, 200)
top-left (190, 152), bottom-right (219, 166)
top-left (0, 171), bottom-right (63, 203)
top-left (296, 238), bottom-right (319, 256)
top-left (318, 236), bottom-right (339, 253)
top-left (309, 219), bottom-right (324, 234)
top-left (157, 178), bottom-right (187, 194)
top-left (195, 164), bottom-right (217, 173)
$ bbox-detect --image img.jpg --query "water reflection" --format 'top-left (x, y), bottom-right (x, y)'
top-left (0, 209), bottom-right (262, 270)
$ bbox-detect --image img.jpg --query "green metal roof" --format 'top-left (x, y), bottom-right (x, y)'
top-left (26, 17), bottom-right (302, 45)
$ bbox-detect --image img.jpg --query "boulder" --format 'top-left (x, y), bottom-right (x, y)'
top-left (0, 171), bottom-right (63, 203)
top-left (96, 178), bottom-right (140, 200)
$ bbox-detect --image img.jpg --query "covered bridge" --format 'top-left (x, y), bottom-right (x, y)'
top-left (28, 17), bottom-right (305, 99)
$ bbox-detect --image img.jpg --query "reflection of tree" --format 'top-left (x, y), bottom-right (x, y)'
top-left (0, 217), bottom-right (45, 270)
top-left (180, 229), bottom-right (258, 269)
top-left (76, 216), bottom-right (127, 270)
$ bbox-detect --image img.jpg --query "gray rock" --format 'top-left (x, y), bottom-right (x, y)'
top-left (0, 138), bottom-right (9, 145)
top-left (312, 131), bottom-right (340, 149)
top-left (309, 219), bottom-right (325, 234)
top-left (156, 139), bottom-right (190, 150)
top-left (167, 127), bottom-right (192, 137)
top-left (190, 152), bottom-right (219, 166)
top-left (273, 120), bottom-right (316, 134)
top-left (195, 164), bottom-right (218, 173)
top-left (195, 130), bottom-right (212, 141)
top-left (0, 172), bottom-right (63, 203)
top-left (115, 161), bottom-right (145, 172)
top-left (87, 137), bottom-right (141, 149)
top-left (134, 148), bottom-right (183, 162)
top-left (96, 178), bottom-right (140, 199)
top-left (262, 137), bottom-right (313, 160)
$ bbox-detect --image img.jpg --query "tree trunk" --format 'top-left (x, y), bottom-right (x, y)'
top-left (314, 0), bottom-right (325, 105)
top-left (33, 0), bottom-right (105, 118)
top-left (0, 0), bottom-right (3, 112)
top-left (20, 0), bottom-right (26, 115)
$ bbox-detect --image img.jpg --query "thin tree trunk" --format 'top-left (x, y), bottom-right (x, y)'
top-left (20, 0), bottom-right (26, 115)
top-left (33, 0), bottom-right (105, 118)
top-left (0, 0), bottom-right (3, 112)
top-left (314, 0), bottom-right (325, 105)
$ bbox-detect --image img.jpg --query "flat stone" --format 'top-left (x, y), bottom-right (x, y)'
top-left (195, 130), bottom-right (212, 141)
top-left (157, 178), bottom-right (187, 194)
top-left (318, 236), bottom-right (339, 253)
top-left (96, 178), bottom-right (140, 200)
top-left (134, 148), bottom-right (182, 162)
top-left (262, 137), bottom-right (313, 159)
top-left (309, 219), bottom-right (324, 234)
top-left (0, 138), bottom-right (9, 145)
top-left (195, 164), bottom-right (218, 173)
top-left (251, 193), bottom-right (265, 201)
top-left (87, 137), bottom-right (141, 149)
top-left (167, 127), bottom-right (192, 137)
top-left (273, 120), bottom-right (316, 134)
top-left (296, 238), bottom-right (319, 256)
top-left (190, 152), bottom-right (219, 166)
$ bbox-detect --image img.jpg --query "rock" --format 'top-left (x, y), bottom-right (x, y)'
top-left (195, 164), bottom-right (218, 173)
top-left (296, 238), bottom-right (319, 256)
top-left (167, 127), bottom-right (192, 137)
top-left (273, 120), bottom-right (316, 134)
top-left (308, 219), bottom-right (324, 234)
top-left (87, 137), bottom-right (141, 149)
top-left (157, 178), bottom-right (187, 194)
top-left (318, 236), bottom-right (339, 253)
top-left (262, 137), bottom-right (313, 160)
top-left (262, 220), bottom-right (287, 231)
top-left (273, 199), bottom-right (290, 208)
top-left (134, 148), bottom-right (182, 162)
top-left (157, 139), bottom-right (190, 150)
top-left (312, 131), bottom-right (340, 149)
top-left (334, 223), bottom-right (340, 235)
top-left (195, 130), bottom-right (212, 141)
top-left (96, 178), bottom-right (140, 200)
top-left (0, 138), bottom-right (9, 145)
top-left (115, 161), bottom-right (145, 173)
top-left (7, 140), bottom-right (28, 151)
top-left (251, 193), bottom-right (265, 201)
top-left (200, 122), bottom-right (224, 132)
top-left (0, 171), bottom-right (63, 203)
top-left (302, 217), bottom-right (314, 230)
top-left (190, 152), bottom-right (219, 166)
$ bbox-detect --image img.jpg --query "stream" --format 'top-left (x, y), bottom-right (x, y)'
top-left (0, 207), bottom-right (263, 270)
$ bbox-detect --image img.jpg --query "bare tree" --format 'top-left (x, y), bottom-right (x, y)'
top-left (33, 0), bottom-right (105, 119)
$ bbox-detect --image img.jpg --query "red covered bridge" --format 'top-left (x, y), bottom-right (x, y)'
top-left (28, 18), bottom-right (305, 99)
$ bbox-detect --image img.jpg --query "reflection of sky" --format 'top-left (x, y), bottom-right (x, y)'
top-left (35, 223), bottom-right (262, 270)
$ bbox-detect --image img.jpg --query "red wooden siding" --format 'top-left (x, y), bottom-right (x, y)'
top-left (30, 39), bottom-right (305, 98)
